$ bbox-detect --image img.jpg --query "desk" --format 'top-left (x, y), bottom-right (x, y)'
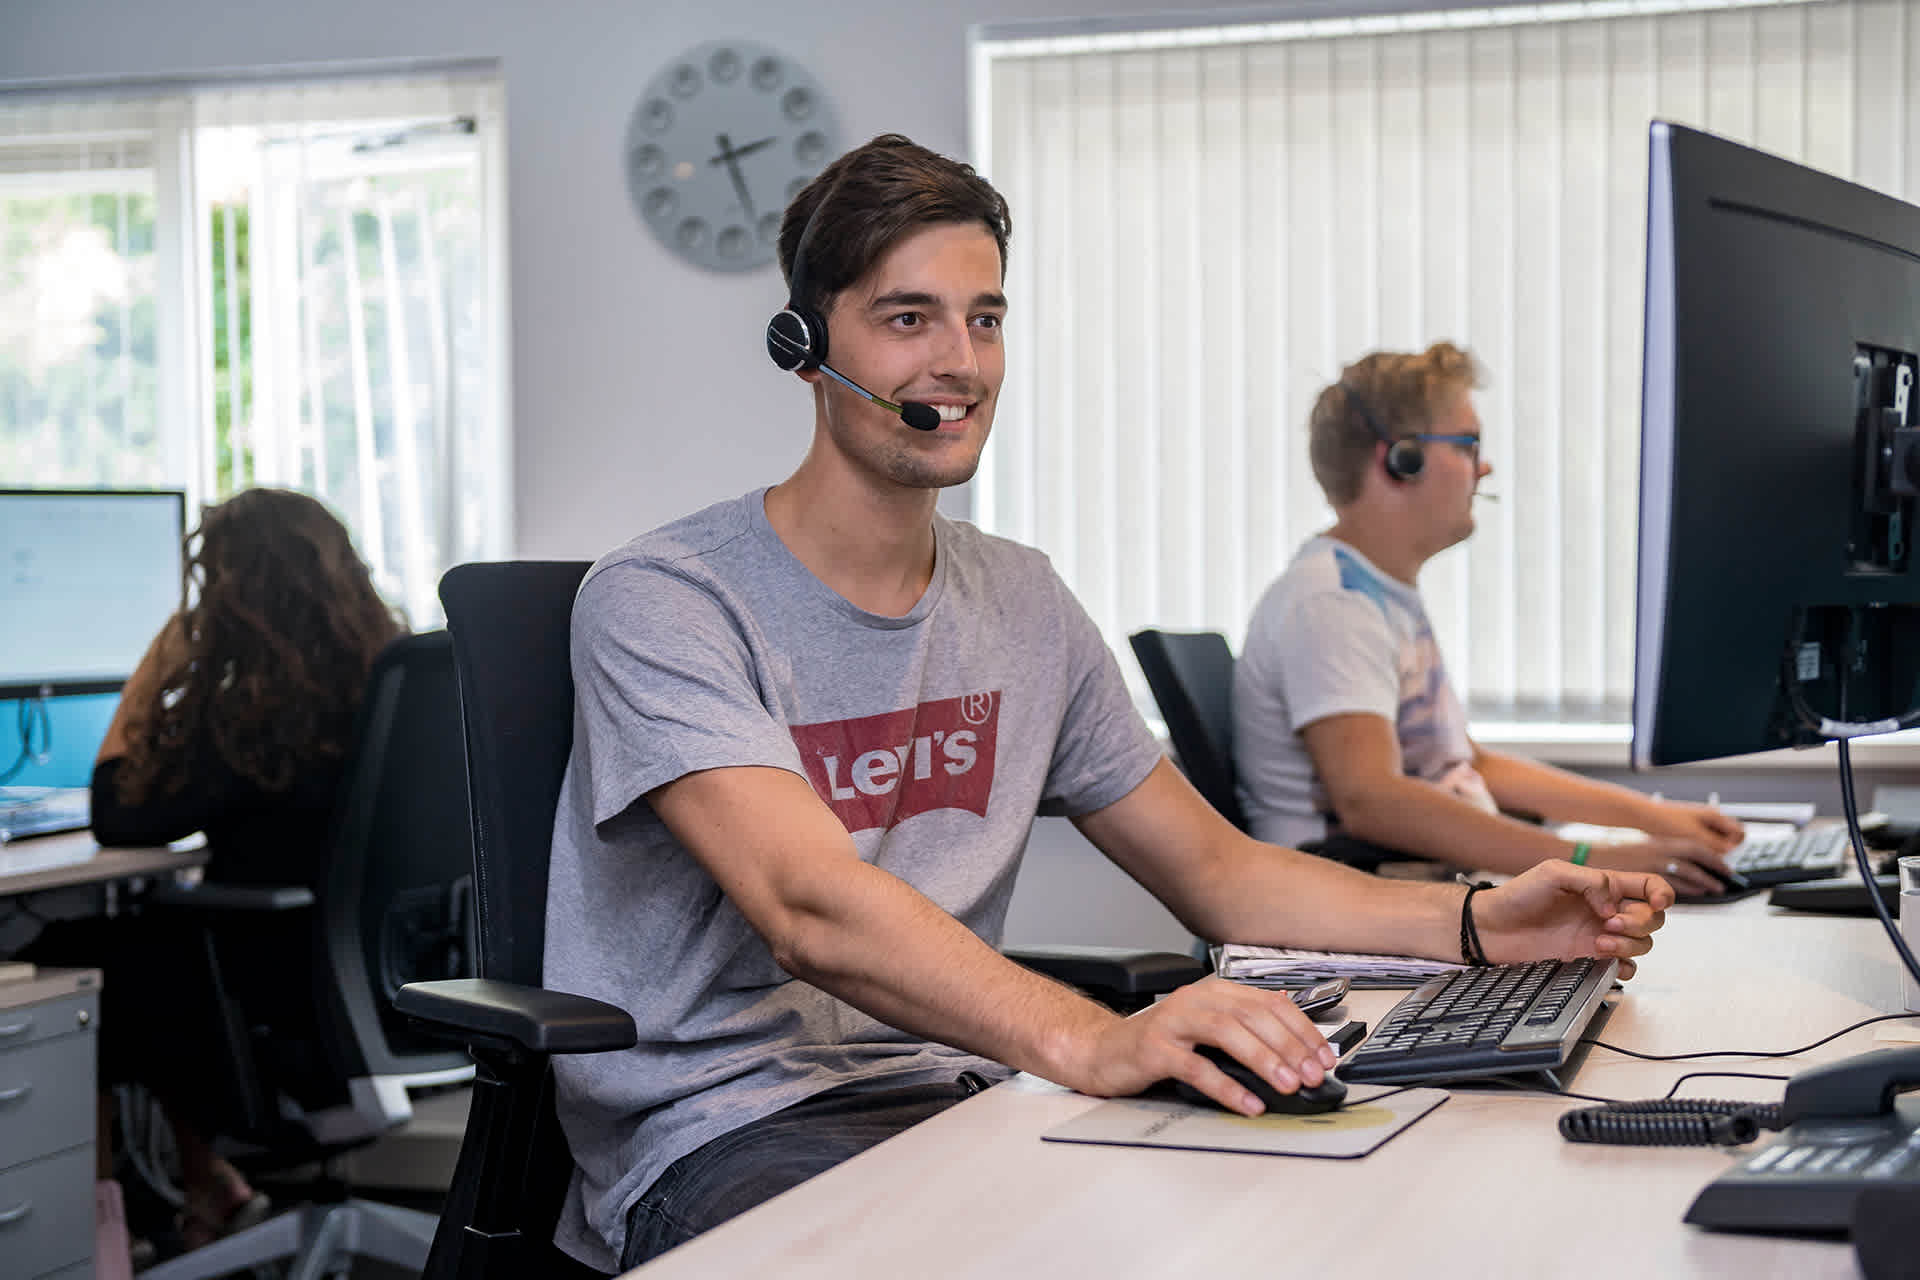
top-left (629, 898), bottom-right (1910, 1279)
top-left (0, 830), bottom-right (208, 900)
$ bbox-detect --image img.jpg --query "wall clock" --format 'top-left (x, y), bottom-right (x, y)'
top-left (624, 39), bottom-right (842, 272)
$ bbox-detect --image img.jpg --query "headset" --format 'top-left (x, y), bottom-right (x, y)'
top-left (1341, 380), bottom-right (1426, 482)
top-left (764, 175), bottom-right (940, 431)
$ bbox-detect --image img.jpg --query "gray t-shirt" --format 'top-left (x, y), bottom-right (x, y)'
top-left (1233, 535), bottom-right (1474, 848)
top-left (547, 489), bottom-right (1164, 1269)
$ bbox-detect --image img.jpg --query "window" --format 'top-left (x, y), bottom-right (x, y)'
top-left (0, 97), bottom-right (182, 488)
top-left (971, 0), bottom-right (1915, 728)
top-left (0, 69), bottom-right (508, 627)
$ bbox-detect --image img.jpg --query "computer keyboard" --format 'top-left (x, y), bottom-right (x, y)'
top-left (0, 788), bottom-right (92, 844)
top-left (1340, 956), bottom-right (1619, 1088)
top-left (1725, 824), bottom-right (1852, 887)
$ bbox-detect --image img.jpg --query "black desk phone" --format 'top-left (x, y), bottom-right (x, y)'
top-left (1686, 1045), bottom-right (1920, 1233)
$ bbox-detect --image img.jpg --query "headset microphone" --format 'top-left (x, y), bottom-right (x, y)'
top-left (1474, 492), bottom-right (1501, 502)
top-left (767, 169), bottom-right (940, 432)
top-left (814, 364), bottom-right (941, 431)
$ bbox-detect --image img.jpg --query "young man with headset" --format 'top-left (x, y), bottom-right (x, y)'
top-left (1233, 343), bottom-right (1743, 896)
top-left (546, 142), bottom-right (1676, 1269)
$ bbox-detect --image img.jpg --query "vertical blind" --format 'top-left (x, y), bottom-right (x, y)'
top-left (973, 0), bottom-right (1920, 724)
top-left (190, 73), bottom-right (509, 627)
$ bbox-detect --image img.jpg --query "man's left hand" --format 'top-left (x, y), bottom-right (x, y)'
top-left (1472, 861), bottom-right (1674, 978)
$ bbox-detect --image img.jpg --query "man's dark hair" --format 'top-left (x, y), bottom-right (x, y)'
top-left (778, 134), bottom-right (1012, 313)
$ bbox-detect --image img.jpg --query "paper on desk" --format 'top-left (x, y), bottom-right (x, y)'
top-left (1213, 944), bottom-right (1462, 988)
top-left (1041, 1086), bottom-right (1448, 1159)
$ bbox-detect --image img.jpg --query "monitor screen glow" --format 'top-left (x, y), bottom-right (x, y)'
top-left (0, 489), bottom-right (186, 700)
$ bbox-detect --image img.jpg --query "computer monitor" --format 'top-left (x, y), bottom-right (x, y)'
top-left (0, 488), bottom-right (187, 700)
top-left (1633, 122), bottom-right (1920, 769)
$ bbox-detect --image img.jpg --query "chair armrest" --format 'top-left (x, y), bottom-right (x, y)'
top-left (144, 881), bottom-right (315, 912)
top-left (395, 978), bottom-right (637, 1055)
top-left (1004, 944), bottom-right (1206, 1004)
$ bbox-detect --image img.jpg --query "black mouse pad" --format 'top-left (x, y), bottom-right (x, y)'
top-left (1039, 1086), bottom-right (1447, 1159)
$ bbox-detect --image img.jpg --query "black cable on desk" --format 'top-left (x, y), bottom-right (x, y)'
top-left (1584, 1011), bottom-right (1920, 1061)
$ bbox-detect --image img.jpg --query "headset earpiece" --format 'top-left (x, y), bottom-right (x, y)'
top-left (766, 304), bottom-right (826, 372)
top-left (1384, 435), bottom-right (1426, 482)
top-left (1343, 379), bottom-right (1423, 484)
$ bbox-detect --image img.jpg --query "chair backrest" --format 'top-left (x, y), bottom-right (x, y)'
top-left (437, 561), bottom-right (590, 988)
top-left (319, 629), bottom-right (478, 1083)
top-left (435, 560), bottom-right (598, 1277)
top-left (1128, 629), bottom-right (1247, 830)
top-left (186, 630), bottom-right (475, 1149)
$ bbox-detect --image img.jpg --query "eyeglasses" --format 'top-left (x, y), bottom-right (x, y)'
top-left (1414, 433), bottom-right (1481, 464)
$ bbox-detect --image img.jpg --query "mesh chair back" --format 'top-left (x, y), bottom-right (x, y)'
top-left (1128, 629), bottom-right (1247, 830)
top-left (319, 630), bottom-right (477, 1078)
top-left (437, 561), bottom-right (591, 987)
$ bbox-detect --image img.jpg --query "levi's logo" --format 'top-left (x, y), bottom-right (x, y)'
top-left (789, 691), bottom-right (1000, 834)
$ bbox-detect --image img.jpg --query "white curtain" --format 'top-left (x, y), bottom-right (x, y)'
top-left (973, 0), bottom-right (1920, 724)
top-left (189, 72), bottom-right (509, 628)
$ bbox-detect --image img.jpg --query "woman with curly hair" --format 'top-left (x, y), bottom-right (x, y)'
top-left (38, 487), bottom-right (404, 1255)
top-left (93, 486), bottom-right (404, 885)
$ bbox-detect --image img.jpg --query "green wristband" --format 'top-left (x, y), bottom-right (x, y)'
top-left (1570, 842), bottom-right (1592, 866)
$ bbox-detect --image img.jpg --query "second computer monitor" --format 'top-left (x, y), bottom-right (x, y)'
top-left (0, 488), bottom-right (186, 700)
top-left (1634, 122), bottom-right (1920, 769)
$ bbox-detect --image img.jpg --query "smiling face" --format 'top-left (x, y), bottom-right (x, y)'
top-left (806, 219), bottom-right (1007, 493)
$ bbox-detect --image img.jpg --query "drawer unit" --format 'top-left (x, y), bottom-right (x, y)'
top-left (0, 986), bottom-right (96, 1054)
top-left (0, 1144), bottom-right (92, 1278)
top-left (0, 972), bottom-right (100, 1280)
top-left (0, 1032), bottom-right (94, 1171)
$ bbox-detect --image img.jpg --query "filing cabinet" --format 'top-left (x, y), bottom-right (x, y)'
top-left (0, 970), bottom-right (99, 1280)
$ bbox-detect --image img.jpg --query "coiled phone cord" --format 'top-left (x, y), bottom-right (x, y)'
top-left (1558, 1098), bottom-right (1783, 1146)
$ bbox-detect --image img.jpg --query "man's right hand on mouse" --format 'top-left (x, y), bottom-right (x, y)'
top-left (1584, 835), bottom-right (1736, 900)
top-left (1058, 975), bottom-right (1337, 1117)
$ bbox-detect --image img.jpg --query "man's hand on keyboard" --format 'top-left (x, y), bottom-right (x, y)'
top-left (1474, 860), bottom-right (1676, 979)
top-left (1632, 799), bottom-right (1745, 854)
top-left (1585, 837), bottom-right (1735, 900)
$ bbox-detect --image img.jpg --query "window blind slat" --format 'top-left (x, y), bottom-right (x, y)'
top-left (976, 0), bottom-right (1920, 721)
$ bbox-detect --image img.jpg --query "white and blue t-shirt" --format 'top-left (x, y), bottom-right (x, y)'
top-left (1232, 535), bottom-right (1476, 848)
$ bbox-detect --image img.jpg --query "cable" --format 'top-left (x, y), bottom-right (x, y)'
top-left (1777, 608), bottom-right (1920, 997)
top-left (1558, 1097), bottom-right (1779, 1146)
top-left (0, 696), bottom-right (52, 786)
top-left (1585, 1011), bottom-right (1920, 1061)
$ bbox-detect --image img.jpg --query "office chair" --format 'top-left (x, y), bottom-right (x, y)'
top-left (1129, 629), bottom-right (1247, 830)
top-left (397, 561), bottom-right (1202, 1280)
top-left (138, 630), bottom-right (478, 1280)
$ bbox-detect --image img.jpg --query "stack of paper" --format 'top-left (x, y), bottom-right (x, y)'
top-left (1214, 944), bottom-right (1463, 988)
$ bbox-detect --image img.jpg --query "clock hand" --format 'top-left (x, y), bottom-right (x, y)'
top-left (728, 135), bottom-right (778, 161)
top-left (711, 132), bottom-right (757, 220)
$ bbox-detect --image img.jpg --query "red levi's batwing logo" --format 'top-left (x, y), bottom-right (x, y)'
top-left (788, 691), bottom-right (1000, 834)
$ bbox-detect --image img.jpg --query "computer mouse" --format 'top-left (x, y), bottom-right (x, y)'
top-left (1710, 866), bottom-right (1755, 893)
top-left (1173, 1044), bottom-right (1348, 1114)
top-left (1678, 865), bottom-right (1756, 903)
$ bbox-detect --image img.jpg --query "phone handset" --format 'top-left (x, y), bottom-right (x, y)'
top-left (1780, 1045), bottom-right (1920, 1125)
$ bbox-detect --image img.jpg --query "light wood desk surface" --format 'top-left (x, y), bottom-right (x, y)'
top-left (630, 897), bottom-right (1914, 1279)
top-left (0, 828), bottom-right (208, 898)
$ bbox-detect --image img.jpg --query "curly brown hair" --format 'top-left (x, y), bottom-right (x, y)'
top-left (115, 488), bottom-right (404, 803)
